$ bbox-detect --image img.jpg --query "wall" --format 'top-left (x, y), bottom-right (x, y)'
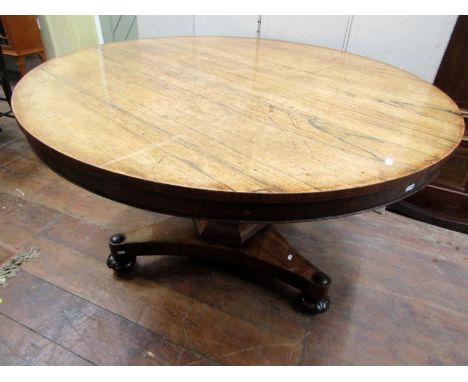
top-left (38, 15), bottom-right (99, 58)
top-left (260, 15), bottom-right (350, 50)
top-left (344, 16), bottom-right (457, 83)
top-left (137, 16), bottom-right (259, 38)
top-left (136, 15), bottom-right (458, 82)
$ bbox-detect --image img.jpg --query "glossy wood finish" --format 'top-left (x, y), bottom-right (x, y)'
top-left (12, 37), bottom-right (464, 221)
top-left (194, 219), bottom-right (266, 246)
top-left (0, 120), bottom-right (467, 365)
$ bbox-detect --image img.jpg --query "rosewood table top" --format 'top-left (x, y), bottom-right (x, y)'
top-left (12, 37), bottom-right (464, 221)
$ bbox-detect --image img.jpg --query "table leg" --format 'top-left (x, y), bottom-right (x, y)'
top-left (107, 217), bottom-right (331, 314)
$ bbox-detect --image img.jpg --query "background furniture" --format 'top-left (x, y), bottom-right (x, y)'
top-left (0, 15), bottom-right (46, 76)
top-left (388, 16), bottom-right (468, 233)
top-left (0, 44), bottom-right (14, 130)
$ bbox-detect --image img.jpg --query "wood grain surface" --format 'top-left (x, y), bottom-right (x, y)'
top-left (12, 37), bottom-right (464, 206)
top-left (0, 118), bottom-right (467, 365)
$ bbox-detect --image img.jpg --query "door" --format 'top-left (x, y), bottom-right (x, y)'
top-left (99, 16), bottom-right (137, 43)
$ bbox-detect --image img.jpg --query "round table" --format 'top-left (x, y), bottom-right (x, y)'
top-left (12, 37), bottom-right (464, 314)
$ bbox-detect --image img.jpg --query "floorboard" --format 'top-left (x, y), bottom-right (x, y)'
top-left (0, 314), bottom-right (92, 366)
top-left (0, 271), bottom-right (212, 365)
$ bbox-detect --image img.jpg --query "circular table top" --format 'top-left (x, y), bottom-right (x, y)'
top-left (12, 37), bottom-right (464, 221)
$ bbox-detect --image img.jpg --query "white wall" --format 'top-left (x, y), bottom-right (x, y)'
top-left (138, 16), bottom-right (194, 37)
top-left (137, 15), bottom-right (258, 38)
top-left (260, 16), bottom-right (351, 50)
top-left (194, 16), bottom-right (259, 37)
top-left (344, 16), bottom-right (457, 82)
top-left (136, 15), bottom-right (457, 82)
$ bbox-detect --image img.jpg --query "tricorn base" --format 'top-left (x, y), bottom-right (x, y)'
top-left (107, 217), bottom-right (331, 314)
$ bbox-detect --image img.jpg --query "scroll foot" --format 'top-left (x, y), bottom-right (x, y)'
top-left (106, 217), bottom-right (332, 314)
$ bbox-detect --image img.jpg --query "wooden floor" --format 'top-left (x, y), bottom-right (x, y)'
top-left (0, 114), bottom-right (467, 365)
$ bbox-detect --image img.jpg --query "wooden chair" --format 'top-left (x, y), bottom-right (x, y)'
top-left (0, 16), bottom-right (47, 77)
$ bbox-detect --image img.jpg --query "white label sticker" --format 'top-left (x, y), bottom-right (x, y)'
top-left (405, 183), bottom-right (415, 192)
top-left (117, 250), bottom-right (126, 254)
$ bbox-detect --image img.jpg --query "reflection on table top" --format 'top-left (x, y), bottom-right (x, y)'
top-left (12, 37), bottom-right (464, 196)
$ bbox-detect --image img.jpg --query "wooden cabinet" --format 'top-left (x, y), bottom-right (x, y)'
top-left (0, 15), bottom-right (46, 76)
top-left (389, 16), bottom-right (468, 233)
